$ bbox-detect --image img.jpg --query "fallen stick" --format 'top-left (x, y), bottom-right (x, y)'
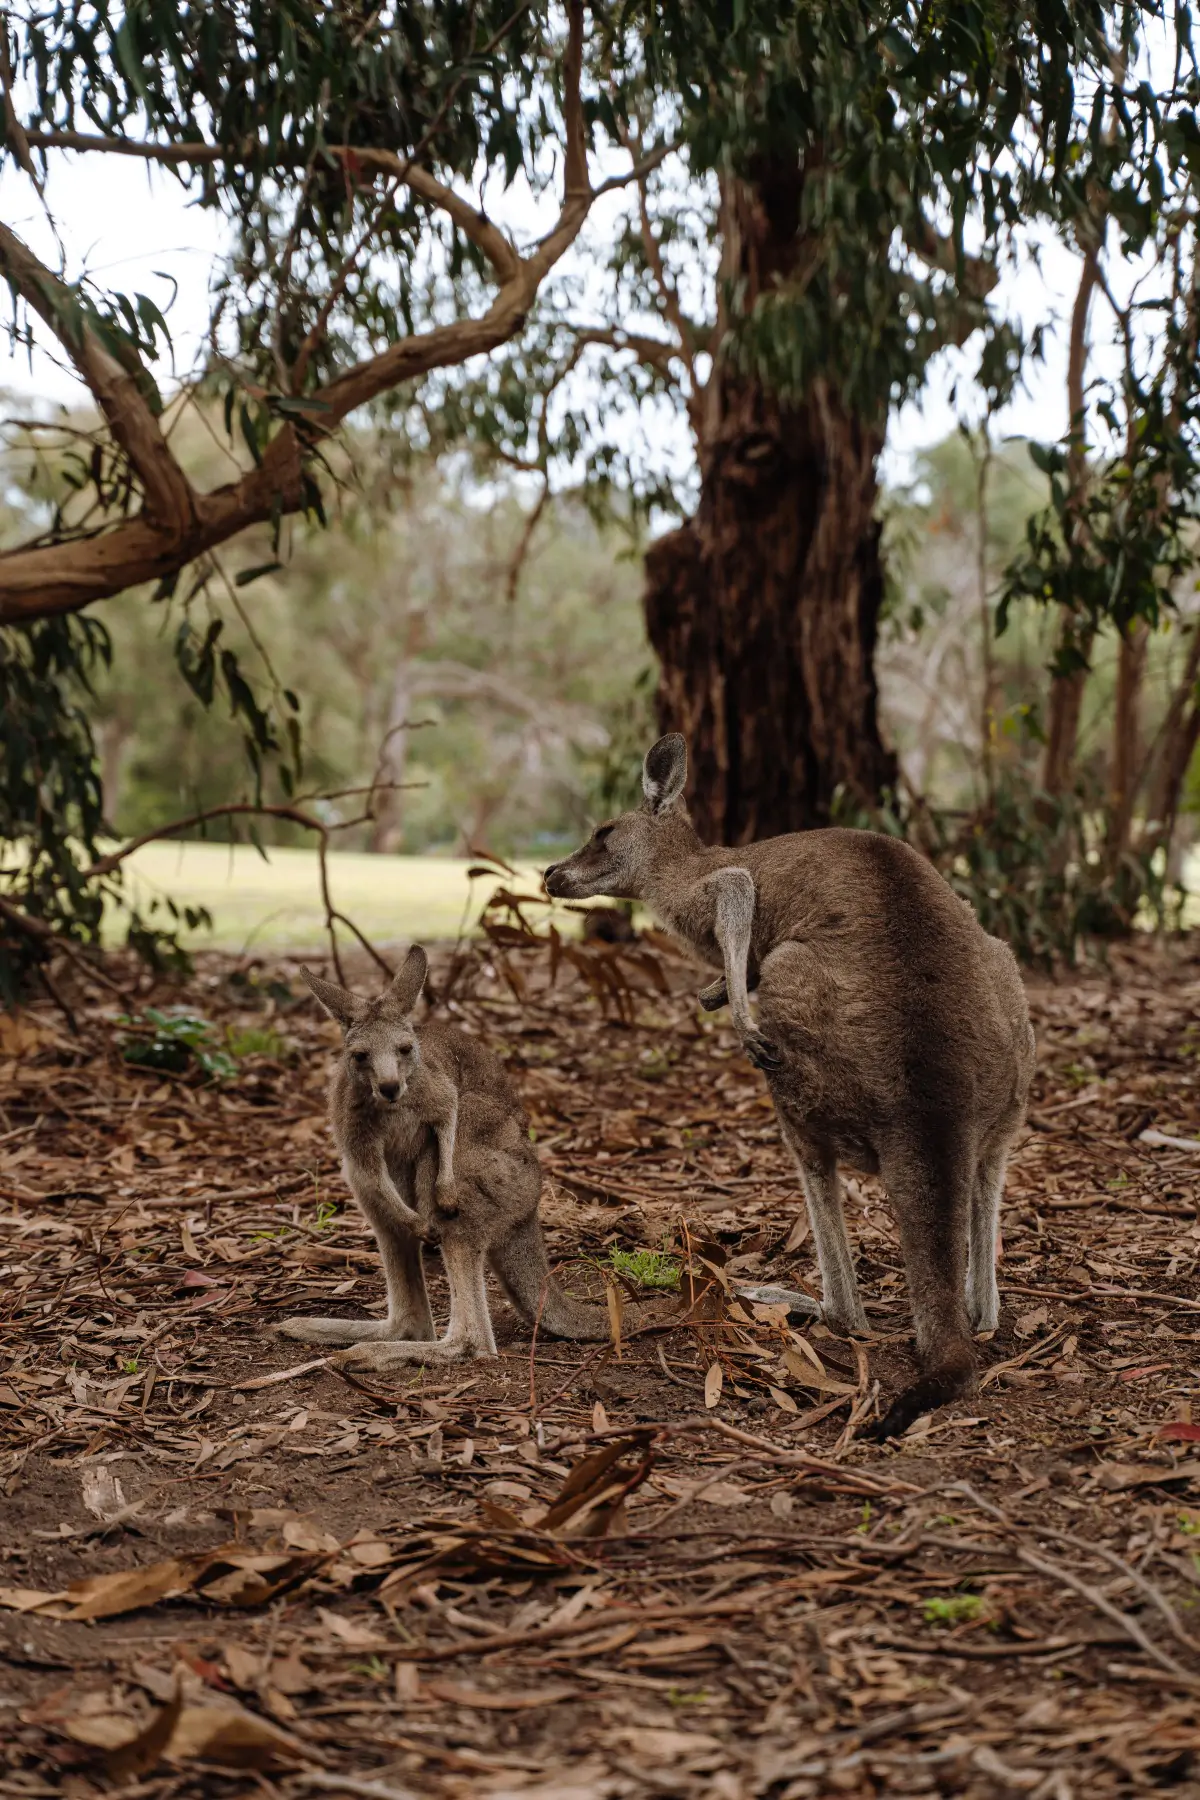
top-left (363, 1584), bottom-right (812, 1664)
top-left (870, 1632), bottom-right (1086, 1662)
top-left (938, 1481), bottom-right (1200, 1689)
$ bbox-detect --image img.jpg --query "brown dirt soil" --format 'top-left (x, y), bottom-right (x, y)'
top-left (2, 927), bottom-right (1200, 1799)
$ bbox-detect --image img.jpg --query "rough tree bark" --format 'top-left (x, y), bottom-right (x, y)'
top-left (644, 384), bottom-right (895, 844)
top-left (642, 170), bottom-right (896, 844)
top-left (1041, 242), bottom-right (1101, 800)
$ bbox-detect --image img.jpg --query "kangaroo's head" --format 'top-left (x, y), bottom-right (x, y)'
top-left (300, 944), bottom-right (428, 1107)
top-left (544, 733), bottom-right (695, 901)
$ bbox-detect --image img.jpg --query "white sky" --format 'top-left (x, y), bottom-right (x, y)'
top-left (0, 147), bottom-right (1090, 493)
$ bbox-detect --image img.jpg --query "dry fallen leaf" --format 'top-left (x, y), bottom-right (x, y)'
top-left (781, 1348), bottom-right (855, 1394)
top-left (81, 1465), bottom-right (128, 1523)
top-left (223, 1645), bottom-right (262, 1690)
top-left (64, 1685), bottom-right (312, 1776)
top-left (422, 1679), bottom-right (579, 1710)
top-left (312, 1606), bottom-right (389, 1648)
top-left (704, 1361), bottom-right (723, 1408)
top-left (1092, 1460), bottom-right (1200, 1493)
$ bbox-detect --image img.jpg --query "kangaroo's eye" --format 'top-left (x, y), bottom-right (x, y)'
top-left (397, 1043), bottom-right (413, 1056)
top-left (594, 825), bottom-right (613, 846)
top-left (350, 1050), bottom-right (369, 1065)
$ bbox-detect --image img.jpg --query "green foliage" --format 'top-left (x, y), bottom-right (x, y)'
top-left (17, 2), bottom-right (557, 401)
top-left (117, 1008), bottom-right (238, 1081)
top-left (608, 1247), bottom-right (681, 1291)
top-left (926, 767), bottom-right (1183, 965)
top-left (999, 385), bottom-right (1200, 674)
top-left (225, 1024), bottom-right (291, 1060)
top-left (923, 1593), bottom-right (986, 1627)
top-left (88, 463), bottom-right (648, 858)
top-left (837, 735), bottom-right (1184, 967)
top-left (0, 613), bottom-right (217, 1001)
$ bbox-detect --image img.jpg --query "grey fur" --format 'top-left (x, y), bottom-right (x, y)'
top-left (544, 734), bottom-right (1035, 1437)
top-left (280, 948), bottom-right (608, 1372)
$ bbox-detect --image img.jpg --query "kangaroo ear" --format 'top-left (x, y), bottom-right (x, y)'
top-left (384, 944), bottom-right (428, 1017)
top-left (299, 966), bottom-right (362, 1029)
top-left (642, 733), bottom-right (688, 814)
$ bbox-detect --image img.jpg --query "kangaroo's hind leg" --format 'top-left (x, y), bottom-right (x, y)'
top-left (278, 1164), bottom-right (435, 1347)
top-left (333, 1219), bottom-right (497, 1370)
top-left (870, 1132), bottom-right (976, 1440)
top-left (966, 1132), bottom-right (1013, 1335)
top-left (775, 1115), bottom-right (867, 1335)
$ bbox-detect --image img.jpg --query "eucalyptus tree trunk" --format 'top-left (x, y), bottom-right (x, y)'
top-left (641, 170), bottom-right (896, 844)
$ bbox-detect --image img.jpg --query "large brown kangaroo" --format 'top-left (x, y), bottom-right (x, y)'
top-left (544, 734), bottom-right (1034, 1437)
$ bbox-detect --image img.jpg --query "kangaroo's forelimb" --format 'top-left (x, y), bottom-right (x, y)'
top-left (709, 867), bottom-right (779, 1070)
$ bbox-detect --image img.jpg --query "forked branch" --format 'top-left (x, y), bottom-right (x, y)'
top-left (0, 2), bottom-right (597, 627)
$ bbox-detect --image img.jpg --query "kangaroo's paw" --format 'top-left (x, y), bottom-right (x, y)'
top-left (742, 1028), bottom-right (782, 1072)
top-left (698, 976), bottom-right (728, 1012)
top-left (330, 1335), bottom-right (487, 1373)
top-left (434, 1181), bottom-right (460, 1218)
top-left (818, 1294), bottom-right (870, 1337)
top-left (275, 1316), bottom-right (390, 1347)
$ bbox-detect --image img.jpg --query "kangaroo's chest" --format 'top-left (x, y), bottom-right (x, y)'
top-left (653, 886), bottom-right (723, 966)
top-left (383, 1109), bottom-right (436, 1170)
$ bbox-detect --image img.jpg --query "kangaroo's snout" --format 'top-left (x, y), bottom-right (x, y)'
top-left (377, 1080), bottom-right (401, 1102)
top-left (542, 862), bottom-right (564, 896)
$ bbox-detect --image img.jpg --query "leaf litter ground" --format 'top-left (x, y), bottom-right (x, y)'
top-left (1, 930), bottom-right (1200, 1799)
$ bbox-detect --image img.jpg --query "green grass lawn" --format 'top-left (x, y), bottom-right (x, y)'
top-left (105, 838), bottom-right (1199, 955)
top-left (111, 841), bottom-right (549, 953)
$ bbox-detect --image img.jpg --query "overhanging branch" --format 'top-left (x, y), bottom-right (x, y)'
top-left (0, 2), bottom-right (598, 627)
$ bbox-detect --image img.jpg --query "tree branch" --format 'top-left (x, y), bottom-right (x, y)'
top-left (0, 221), bottom-right (195, 533)
top-left (0, 3), bottom-right (594, 627)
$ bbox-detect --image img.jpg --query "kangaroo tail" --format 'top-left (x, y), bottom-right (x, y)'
top-left (866, 1339), bottom-right (976, 1443)
top-left (490, 1216), bottom-right (611, 1342)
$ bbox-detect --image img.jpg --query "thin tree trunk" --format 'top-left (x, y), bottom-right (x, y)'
top-left (368, 665), bottom-right (414, 855)
top-left (1144, 621), bottom-right (1200, 853)
top-left (1042, 242), bottom-right (1101, 798)
top-left (643, 169), bottom-right (895, 844)
top-left (1107, 621), bottom-right (1149, 867)
top-left (98, 716), bottom-right (131, 832)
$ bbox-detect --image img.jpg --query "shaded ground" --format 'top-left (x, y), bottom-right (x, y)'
top-left (2, 928), bottom-right (1200, 1799)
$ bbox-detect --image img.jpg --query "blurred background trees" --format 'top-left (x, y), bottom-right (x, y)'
top-left (1, 0), bottom-right (1199, 994)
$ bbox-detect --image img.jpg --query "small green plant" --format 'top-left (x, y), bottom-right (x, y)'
top-left (1178, 1512), bottom-right (1200, 1536)
top-left (348, 1657), bottom-right (389, 1681)
top-left (225, 1024), bottom-right (290, 1060)
top-left (667, 1688), bottom-right (710, 1707)
top-left (117, 1008), bottom-right (237, 1080)
top-left (923, 1593), bottom-right (986, 1627)
top-left (854, 1501), bottom-right (873, 1533)
top-left (607, 1247), bottom-right (681, 1291)
top-left (314, 1199), bottom-right (340, 1231)
top-left (121, 1357), bottom-right (139, 1374)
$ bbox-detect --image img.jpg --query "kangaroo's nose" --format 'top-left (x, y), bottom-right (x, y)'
top-left (378, 1081), bottom-right (400, 1102)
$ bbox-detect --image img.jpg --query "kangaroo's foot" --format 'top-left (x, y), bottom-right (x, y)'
top-left (698, 976), bottom-right (728, 1011)
top-left (276, 1314), bottom-right (434, 1347)
top-left (819, 1297), bottom-right (870, 1337)
top-left (329, 1332), bottom-right (490, 1372)
top-left (966, 1272), bottom-right (1000, 1335)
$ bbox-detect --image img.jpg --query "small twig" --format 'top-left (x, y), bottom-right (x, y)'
top-left (656, 1342), bottom-right (698, 1390)
top-left (940, 1482), bottom-right (1200, 1687)
top-left (293, 1773), bottom-right (419, 1800)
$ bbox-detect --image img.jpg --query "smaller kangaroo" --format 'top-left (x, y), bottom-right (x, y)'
top-left (544, 734), bottom-right (1035, 1437)
top-left (279, 946), bottom-right (609, 1370)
